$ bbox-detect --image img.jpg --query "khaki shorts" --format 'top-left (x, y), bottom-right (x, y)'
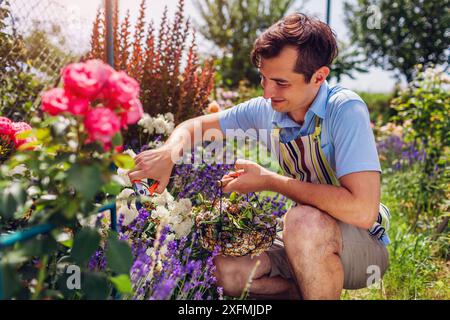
top-left (266, 220), bottom-right (389, 290)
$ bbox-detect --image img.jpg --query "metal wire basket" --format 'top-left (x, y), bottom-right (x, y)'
top-left (194, 183), bottom-right (277, 257)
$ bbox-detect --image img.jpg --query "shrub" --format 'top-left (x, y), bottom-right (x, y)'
top-left (86, 0), bottom-right (215, 127)
top-left (390, 66), bottom-right (449, 229)
top-left (0, 2), bottom-right (45, 122)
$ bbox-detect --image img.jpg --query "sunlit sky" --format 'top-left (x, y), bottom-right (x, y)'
top-left (54, 0), bottom-right (400, 92)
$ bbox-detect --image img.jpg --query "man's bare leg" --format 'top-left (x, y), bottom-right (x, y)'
top-left (283, 205), bottom-right (344, 300)
top-left (213, 253), bottom-right (297, 298)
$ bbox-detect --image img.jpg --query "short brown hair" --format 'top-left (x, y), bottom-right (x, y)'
top-left (251, 13), bottom-right (338, 83)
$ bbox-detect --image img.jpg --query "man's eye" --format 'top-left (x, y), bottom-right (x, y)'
top-left (277, 82), bottom-right (288, 87)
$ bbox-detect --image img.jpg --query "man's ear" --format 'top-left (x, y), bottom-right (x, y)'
top-left (311, 66), bottom-right (330, 85)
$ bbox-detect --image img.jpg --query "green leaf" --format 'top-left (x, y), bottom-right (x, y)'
top-left (14, 130), bottom-right (33, 140)
top-left (109, 274), bottom-right (133, 294)
top-left (0, 262), bottom-right (21, 299)
top-left (17, 140), bottom-right (40, 150)
top-left (106, 232), bottom-right (133, 275)
top-left (82, 272), bottom-right (111, 300)
top-left (62, 200), bottom-right (79, 219)
top-left (111, 132), bottom-right (123, 148)
top-left (35, 128), bottom-right (50, 140)
top-left (112, 154), bottom-right (135, 170)
top-left (71, 228), bottom-right (101, 266)
top-left (101, 181), bottom-right (122, 196)
top-left (67, 164), bottom-right (103, 200)
top-left (59, 238), bottom-right (73, 248)
top-left (0, 182), bottom-right (27, 219)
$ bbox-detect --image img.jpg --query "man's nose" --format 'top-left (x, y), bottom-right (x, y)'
top-left (262, 82), bottom-right (275, 100)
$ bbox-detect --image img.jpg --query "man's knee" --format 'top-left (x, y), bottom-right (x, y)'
top-left (283, 205), bottom-right (341, 250)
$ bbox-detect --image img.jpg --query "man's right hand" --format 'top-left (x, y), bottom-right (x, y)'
top-left (128, 146), bottom-right (174, 194)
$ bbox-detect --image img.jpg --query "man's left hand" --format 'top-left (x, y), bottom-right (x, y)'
top-left (221, 159), bottom-right (275, 194)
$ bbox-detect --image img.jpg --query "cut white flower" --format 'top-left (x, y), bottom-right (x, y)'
top-left (116, 188), bottom-right (139, 226)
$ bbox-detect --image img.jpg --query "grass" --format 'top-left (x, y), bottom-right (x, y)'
top-left (342, 170), bottom-right (449, 300)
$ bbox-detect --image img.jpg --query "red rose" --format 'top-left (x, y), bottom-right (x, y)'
top-left (104, 71), bottom-right (140, 105)
top-left (11, 122), bottom-right (35, 148)
top-left (62, 59), bottom-right (113, 100)
top-left (41, 88), bottom-right (70, 115)
top-left (84, 107), bottom-right (121, 149)
top-left (120, 98), bottom-right (144, 128)
top-left (0, 117), bottom-right (13, 136)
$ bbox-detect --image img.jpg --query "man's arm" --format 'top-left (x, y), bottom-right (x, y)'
top-left (158, 113), bottom-right (224, 160)
top-left (128, 113), bottom-right (224, 192)
top-left (221, 160), bottom-right (380, 229)
top-left (269, 171), bottom-right (380, 229)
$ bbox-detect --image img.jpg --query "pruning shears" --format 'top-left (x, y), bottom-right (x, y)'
top-left (132, 178), bottom-right (159, 196)
top-left (217, 170), bottom-right (244, 188)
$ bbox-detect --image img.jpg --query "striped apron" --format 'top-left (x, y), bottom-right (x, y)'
top-left (270, 116), bottom-right (391, 245)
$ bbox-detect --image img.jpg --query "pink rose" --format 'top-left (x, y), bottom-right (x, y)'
top-left (62, 59), bottom-right (112, 100)
top-left (105, 71), bottom-right (140, 105)
top-left (120, 98), bottom-right (144, 128)
top-left (11, 122), bottom-right (35, 148)
top-left (0, 117), bottom-right (13, 136)
top-left (67, 95), bottom-right (90, 116)
top-left (41, 88), bottom-right (70, 115)
top-left (84, 107), bottom-right (121, 148)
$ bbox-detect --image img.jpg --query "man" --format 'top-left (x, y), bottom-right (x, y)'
top-left (129, 13), bottom-right (390, 300)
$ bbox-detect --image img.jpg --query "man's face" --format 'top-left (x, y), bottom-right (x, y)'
top-left (259, 45), bottom-right (319, 114)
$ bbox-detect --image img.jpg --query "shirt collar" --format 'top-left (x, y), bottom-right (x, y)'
top-left (271, 80), bottom-right (329, 129)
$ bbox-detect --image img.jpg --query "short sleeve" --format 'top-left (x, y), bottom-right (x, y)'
top-left (330, 100), bottom-right (381, 179)
top-left (218, 97), bottom-right (272, 143)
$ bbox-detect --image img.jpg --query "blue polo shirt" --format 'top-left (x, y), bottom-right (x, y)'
top-left (219, 81), bottom-right (381, 179)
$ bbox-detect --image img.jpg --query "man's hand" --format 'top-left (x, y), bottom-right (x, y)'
top-left (221, 159), bottom-right (275, 194)
top-left (128, 147), bottom-right (174, 194)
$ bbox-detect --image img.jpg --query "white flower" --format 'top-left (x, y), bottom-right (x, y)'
top-left (118, 202), bottom-right (139, 226)
top-left (152, 189), bottom-right (174, 207)
top-left (153, 205), bottom-right (170, 223)
top-left (117, 168), bottom-right (132, 187)
top-left (138, 113), bottom-right (155, 135)
top-left (170, 198), bottom-right (192, 218)
top-left (27, 186), bottom-right (40, 197)
top-left (117, 188), bottom-right (135, 201)
top-left (164, 112), bottom-right (174, 123)
top-left (7, 164), bottom-right (28, 177)
top-left (153, 116), bottom-right (169, 135)
top-left (172, 219), bottom-right (193, 238)
top-left (123, 149), bottom-right (137, 159)
top-left (116, 189), bottom-right (139, 226)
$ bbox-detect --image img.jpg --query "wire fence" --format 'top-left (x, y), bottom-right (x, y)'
top-left (0, 0), bottom-right (97, 120)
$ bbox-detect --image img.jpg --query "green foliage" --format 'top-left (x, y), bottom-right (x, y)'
top-left (342, 169), bottom-right (449, 300)
top-left (194, 0), bottom-right (296, 88)
top-left (0, 2), bottom-right (45, 122)
top-left (344, 0), bottom-right (450, 81)
top-left (390, 66), bottom-right (449, 228)
top-left (0, 111), bottom-right (133, 299)
top-left (329, 41), bottom-right (368, 83)
top-left (106, 232), bottom-right (134, 275)
top-left (357, 91), bottom-right (395, 123)
top-left (71, 228), bottom-right (101, 266)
